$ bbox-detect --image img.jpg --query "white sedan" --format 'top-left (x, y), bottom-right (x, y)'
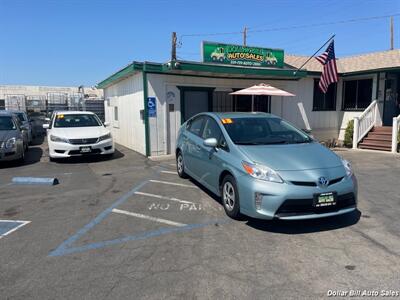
top-left (44, 111), bottom-right (114, 160)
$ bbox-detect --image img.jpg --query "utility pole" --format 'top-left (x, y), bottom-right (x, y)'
top-left (390, 16), bottom-right (394, 50)
top-left (171, 32), bottom-right (177, 61)
top-left (243, 27), bottom-right (247, 46)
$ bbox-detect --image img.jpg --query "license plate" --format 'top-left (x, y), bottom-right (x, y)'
top-left (80, 146), bottom-right (92, 153)
top-left (314, 192), bottom-right (336, 207)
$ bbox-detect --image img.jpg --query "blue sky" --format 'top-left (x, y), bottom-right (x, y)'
top-left (0, 0), bottom-right (399, 86)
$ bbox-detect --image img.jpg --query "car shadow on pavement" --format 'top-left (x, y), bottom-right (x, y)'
top-left (30, 135), bottom-right (45, 146)
top-left (52, 149), bottom-right (125, 164)
top-left (245, 209), bottom-right (361, 234)
top-left (0, 146), bottom-right (43, 169)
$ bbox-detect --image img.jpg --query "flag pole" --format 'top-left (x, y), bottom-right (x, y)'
top-left (293, 34), bottom-right (336, 75)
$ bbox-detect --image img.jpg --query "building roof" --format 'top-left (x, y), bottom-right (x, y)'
top-left (285, 49), bottom-right (400, 74)
top-left (97, 60), bottom-right (307, 89)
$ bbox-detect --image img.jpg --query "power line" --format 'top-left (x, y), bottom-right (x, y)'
top-left (247, 13), bottom-right (400, 33)
top-left (179, 13), bottom-right (400, 42)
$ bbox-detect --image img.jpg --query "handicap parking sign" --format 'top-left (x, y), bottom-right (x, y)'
top-left (148, 97), bottom-right (156, 117)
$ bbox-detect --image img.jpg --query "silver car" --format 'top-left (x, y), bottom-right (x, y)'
top-left (176, 112), bottom-right (357, 220)
top-left (0, 111), bottom-right (28, 162)
top-left (9, 110), bottom-right (33, 144)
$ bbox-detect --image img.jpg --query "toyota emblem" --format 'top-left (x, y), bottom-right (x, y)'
top-left (318, 177), bottom-right (329, 187)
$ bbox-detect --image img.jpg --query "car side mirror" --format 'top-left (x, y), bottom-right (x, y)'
top-left (45, 117), bottom-right (51, 122)
top-left (203, 138), bottom-right (218, 148)
top-left (103, 122), bottom-right (110, 127)
top-left (43, 124), bottom-right (49, 129)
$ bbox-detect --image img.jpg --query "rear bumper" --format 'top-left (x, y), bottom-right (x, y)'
top-left (48, 139), bottom-right (114, 158)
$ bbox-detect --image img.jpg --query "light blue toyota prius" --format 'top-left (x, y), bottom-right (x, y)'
top-left (176, 112), bottom-right (357, 220)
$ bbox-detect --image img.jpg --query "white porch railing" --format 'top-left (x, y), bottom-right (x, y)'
top-left (352, 100), bottom-right (379, 149)
top-left (392, 114), bottom-right (400, 153)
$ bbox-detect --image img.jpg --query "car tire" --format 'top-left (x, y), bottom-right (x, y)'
top-left (221, 175), bottom-right (241, 219)
top-left (176, 151), bottom-right (188, 179)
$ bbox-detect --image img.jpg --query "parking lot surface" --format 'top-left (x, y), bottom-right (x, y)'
top-left (0, 142), bottom-right (400, 299)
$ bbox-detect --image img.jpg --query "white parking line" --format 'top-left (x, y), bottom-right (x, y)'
top-left (112, 209), bottom-right (186, 227)
top-left (149, 180), bottom-right (197, 189)
top-left (0, 220), bottom-right (31, 240)
top-left (134, 191), bottom-right (194, 204)
top-left (160, 170), bottom-right (177, 175)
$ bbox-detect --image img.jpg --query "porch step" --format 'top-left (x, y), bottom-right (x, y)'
top-left (367, 132), bottom-right (392, 137)
top-left (359, 144), bottom-right (392, 151)
top-left (358, 126), bottom-right (393, 152)
top-left (363, 136), bottom-right (392, 142)
top-left (371, 126), bottom-right (393, 132)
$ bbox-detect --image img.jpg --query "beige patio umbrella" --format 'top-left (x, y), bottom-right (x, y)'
top-left (230, 83), bottom-right (295, 113)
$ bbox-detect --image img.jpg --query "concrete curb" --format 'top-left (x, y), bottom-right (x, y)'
top-left (12, 177), bottom-right (59, 185)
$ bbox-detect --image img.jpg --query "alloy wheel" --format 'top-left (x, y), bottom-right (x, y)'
top-left (223, 181), bottom-right (235, 211)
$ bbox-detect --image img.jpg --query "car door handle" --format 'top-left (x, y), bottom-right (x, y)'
top-left (195, 145), bottom-right (201, 151)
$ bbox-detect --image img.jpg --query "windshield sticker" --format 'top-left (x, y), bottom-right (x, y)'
top-left (57, 115), bottom-right (64, 119)
top-left (221, 118), bottom-right (233, 124)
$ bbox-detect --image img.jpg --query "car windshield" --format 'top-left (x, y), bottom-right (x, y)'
top-left (223, 117), bottom-right (312, 145)
top-left (0, 116), bottom-right (17, 130)
top-left (54, 114), bottom-right (102, 128)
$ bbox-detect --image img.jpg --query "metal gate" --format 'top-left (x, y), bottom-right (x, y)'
top-left (4, 94), bottom-right (105, 121)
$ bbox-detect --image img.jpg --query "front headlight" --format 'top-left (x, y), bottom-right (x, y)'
top-left (242, 161), bottom-right (283, 183)
top-left (50, 135), bottom-right (69, 143)
top-left (342, 159), bottom-right (353, 177)
top-left (5, 137), bottom-right (16, 149)
top-left (98, 133), bottom-right (112, 142)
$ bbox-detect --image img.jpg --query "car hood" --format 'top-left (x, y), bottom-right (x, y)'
top-left (0, 130), bottom-right (18, 142)
top-left (237, 142), bottom-right (342, 171)
top-left (51, 126), bottom-right (108, 139)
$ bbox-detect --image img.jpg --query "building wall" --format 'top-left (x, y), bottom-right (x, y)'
top-left (104, 72), bottom-right (146, 155)
top-left (146, 73), bottom-right (344, 156)
top-left (104, 71), bottom-right (383, 157)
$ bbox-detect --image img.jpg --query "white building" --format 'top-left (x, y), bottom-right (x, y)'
top-left (98, 48), bottom-right (400, 157)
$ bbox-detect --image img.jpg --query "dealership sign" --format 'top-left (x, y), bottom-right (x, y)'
top-left (202, 41), bottom-right (284, 68)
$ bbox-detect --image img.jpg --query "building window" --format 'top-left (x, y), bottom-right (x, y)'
top-left (234, 95), bottom-right (271, 113)
top-left (313, 79), bottom-right (337, 111)
top-left (114, 106), bottom-right (119, 121)
top-left (343, 79), bottom-right (373, 110)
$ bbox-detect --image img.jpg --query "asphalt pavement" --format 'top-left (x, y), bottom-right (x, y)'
top-left (0, 142), bottom-right (399, 299)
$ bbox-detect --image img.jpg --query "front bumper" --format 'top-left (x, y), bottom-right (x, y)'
top-left (0, 147), bottom-right (22, 161)
top-left (237, 173), bottom-right (358, 220)
top-left (48, 138), bottom-right (114, 158)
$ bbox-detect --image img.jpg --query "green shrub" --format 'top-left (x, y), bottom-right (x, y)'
top-left (344, 120), bottom-right (354, 148)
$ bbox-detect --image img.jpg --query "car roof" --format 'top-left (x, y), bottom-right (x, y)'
top-left (0, 111), bottom-right (15, 117)
top-left (201, 112), bottom-right (278, 119)
top-left (6, 110), bottom-right (26, 114)
top-left (52, 111), bottom-right (95, 115)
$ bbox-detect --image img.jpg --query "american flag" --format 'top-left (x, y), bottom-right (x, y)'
top-left (315, 40), bottom-right (338, 93)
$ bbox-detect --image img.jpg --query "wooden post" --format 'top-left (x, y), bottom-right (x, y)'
top-left (390, 16), bottom-right (394, 50)
top-left (392, 117), bottom-right (398, 153)
top-left (353, 117), bottom-right (359, 149)
top-left (171, 32), bottom-right (177, 61)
